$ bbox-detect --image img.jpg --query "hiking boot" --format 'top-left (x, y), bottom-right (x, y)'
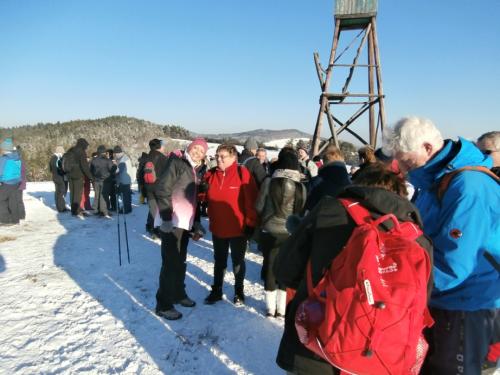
top-left (177, 297), bottom-right (196, 308)
top-left (155, 307), bottom-right (182, 320)
top-left (233, 293), bottom-right (245, 306)
top-left (204, 287), bottom-right (223, 305)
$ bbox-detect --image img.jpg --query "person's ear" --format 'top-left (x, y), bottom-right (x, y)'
top-left (423, 142), bottom-right (433, 156)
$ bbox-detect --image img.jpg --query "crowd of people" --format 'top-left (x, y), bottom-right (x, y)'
top-left (47, 140), bottom-right (134, 218)
top-left (0, 122), bottom-right (498, 374)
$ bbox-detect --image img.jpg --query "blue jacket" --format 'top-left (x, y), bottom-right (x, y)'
top-left (409, 138), bottom-right (499, 311)
top-left (0, 152), bottom-right (22, 185)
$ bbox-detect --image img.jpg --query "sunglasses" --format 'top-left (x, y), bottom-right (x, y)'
top-left (483, 150), bottom-right (496, 155)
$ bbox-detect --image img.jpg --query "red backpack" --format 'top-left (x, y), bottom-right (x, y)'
top-left (143, 161), bottom-right (156, 184)
top-left (295, 198), bottom-right (433, 375)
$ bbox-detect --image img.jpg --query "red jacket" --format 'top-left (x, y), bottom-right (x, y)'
top-left (204, 161), bottom-right (258, 238)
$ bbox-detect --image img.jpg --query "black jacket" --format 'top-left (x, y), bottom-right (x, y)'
top-left (136, 152), bottom-right (149, 191)
top-left (90, 156), bottom-right (114, 182)
top-left (140, 150), bottom-right (170, 195)
top-left (256, 169), bottom-right (306, 235)
top-left (155, 153), bottom-right (202, 227)
top-left (274, 185), bottom-right (434, 372)
top-left (304, 161), bottom-right (351, 212)
top-left (66, 145), bottom-right (93, 180)
top-left (239, 149), bottom-right (267, 187)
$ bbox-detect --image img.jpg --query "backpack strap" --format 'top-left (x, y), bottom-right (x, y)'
top-left (237, 165), bottom-right (243, 181)
top-left (338, 198), bottom-right (372, 226)
top-left (437, 166), bottom-right (499, 201)
top-left (339, 197), bottom-right (420, 238)
top-left (305, 261), bottom-right (327, 302)
top-left (305, 198), bottom-right (371, 298)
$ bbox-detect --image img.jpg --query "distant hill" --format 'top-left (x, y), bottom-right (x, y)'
top-left (196, 128), bottom-right (313, 143)
top-left (0, 116), bottom-right (187, 181)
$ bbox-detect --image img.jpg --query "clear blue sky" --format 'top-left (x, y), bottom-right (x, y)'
top-left (0, 0), bottom-right (499, 143)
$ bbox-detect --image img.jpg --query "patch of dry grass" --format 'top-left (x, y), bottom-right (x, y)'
top-left (0, 235), bottom-right (16, 243)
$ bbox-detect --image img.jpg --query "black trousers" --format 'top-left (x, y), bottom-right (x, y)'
top-left (258, 231), bottom-right (288, 291)
top-left (422, 307), bottom-right (499, 375)
top-left (103, 181), bottom-right (115, 211)
top-left (0, 183), bottom-right (20, 224)
top-left (287, 355), bottom-right (339, 375)
top-left (16, 190), bottom-right (25, 220)
top-left (53, 178), bottom-right (68, 212)
top-left (69, 178), bottom-right (84, 215)
top-left (212, 235), bottom-right (247, 293)
top-left (146, 190), bottom-right (158, 232)
top-left (155, 228), bottom-right (190, 311)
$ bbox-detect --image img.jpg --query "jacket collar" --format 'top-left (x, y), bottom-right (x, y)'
top-left (409, 137), bottom-right (492, 190)
top-left (272, 169), bottom-right (301, 182)
top-left (185, 151), bottom-right (198, 168)
top-left (215, 160), bottom-right (238, 174)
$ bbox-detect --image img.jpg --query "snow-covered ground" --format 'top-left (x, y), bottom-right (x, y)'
top-left (0, 182), bottom-right (284, 374)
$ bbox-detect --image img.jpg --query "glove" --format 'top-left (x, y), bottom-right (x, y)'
top-left (286, 214), bottom-right (302, 234)
top-left (159, 221), bottom-right (174, 233)
top-left (192, 222), bottom-right (206, 237)
top-left (243, 226), bottom-right (255, 239)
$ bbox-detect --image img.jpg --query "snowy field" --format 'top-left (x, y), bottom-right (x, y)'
top-left (0, 182), bottom-right (284, 374)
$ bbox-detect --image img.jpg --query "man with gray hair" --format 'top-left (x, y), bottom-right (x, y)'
top-left (238, 137), bottom-right (267, 187)
top-left (384, 116), bottom-right (499, 374)
top-left (477, 131), bottom-right (500, 177)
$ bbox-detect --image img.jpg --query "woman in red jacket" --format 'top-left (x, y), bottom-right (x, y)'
top-left (203, 144), bottom-right (258, 305)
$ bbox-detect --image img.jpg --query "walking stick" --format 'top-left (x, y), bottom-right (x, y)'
top-left (121, 191), bottom-right (131, 264)
top-left (116, 189), bottom-right (122, 266)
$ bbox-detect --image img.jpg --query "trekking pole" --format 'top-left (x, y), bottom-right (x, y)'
top-left (116, 189), bottom-right (122, 266)
top-left (121, 191), bottom-right (131, 264)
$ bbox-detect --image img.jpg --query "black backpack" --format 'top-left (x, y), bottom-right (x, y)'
top-left (56, 157), bottom-right (65, 176)
top-left (62, 151), bottom-right (77, 174)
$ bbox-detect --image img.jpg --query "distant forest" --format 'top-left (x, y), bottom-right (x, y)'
top-left (0, 116), bottom-right (188, 181)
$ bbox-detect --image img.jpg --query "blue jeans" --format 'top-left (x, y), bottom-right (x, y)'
top-left (422, 307), bottom-right (499, 375)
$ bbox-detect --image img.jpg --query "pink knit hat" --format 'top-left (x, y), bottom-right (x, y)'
top-left (187, 137), bottom-right (208, 153)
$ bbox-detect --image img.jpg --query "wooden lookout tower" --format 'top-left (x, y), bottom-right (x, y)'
top-left (311, 0), bottom-right (386, 156)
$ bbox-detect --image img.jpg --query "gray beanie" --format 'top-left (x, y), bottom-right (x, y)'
top-left (244, 137), bottom-right (258, 151)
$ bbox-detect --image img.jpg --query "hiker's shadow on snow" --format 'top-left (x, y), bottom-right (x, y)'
top-left (0, 253), bottom-right (5, 273)
top-left (33, 189), bottom-right (281, 374)
top-left (189, 238), bottom-right (264, 286)
top-left (27, 190), bottom-right (60, 211)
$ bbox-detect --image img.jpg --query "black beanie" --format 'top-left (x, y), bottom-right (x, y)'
top-left (97, 145), bottom-right (107, 154)
top-left (275, 147), bottom-right (300, 171)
